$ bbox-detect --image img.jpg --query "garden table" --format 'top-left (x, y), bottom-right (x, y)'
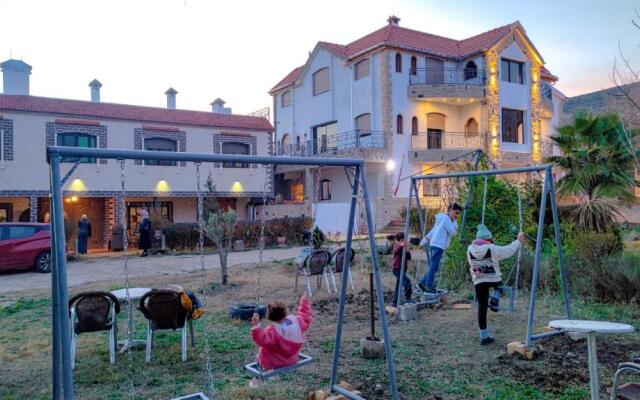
top-left (111, 287), bottom-right (151, 353)
top-left (549, 319), bottom-right (635, 400)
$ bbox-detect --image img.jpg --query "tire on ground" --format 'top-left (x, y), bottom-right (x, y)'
top-left (229, 303), bottom-right (267, 321)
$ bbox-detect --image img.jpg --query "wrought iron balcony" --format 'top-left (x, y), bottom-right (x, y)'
top-left (409, 68), bottom-right (486, 86)
top-left (410, 131), bottom-right (486, 150)
top-left (310, 130), bottom-right (385, 155)
top-left (275, 143), bottom-right (306, 157)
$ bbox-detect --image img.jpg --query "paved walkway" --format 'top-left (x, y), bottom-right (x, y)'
top-left (0, 247), bottom-right (303, 295)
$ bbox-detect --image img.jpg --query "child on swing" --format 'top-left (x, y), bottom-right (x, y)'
top-left (249, 295), bottom-right (312, 388)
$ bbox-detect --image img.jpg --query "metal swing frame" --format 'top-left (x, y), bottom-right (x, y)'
top-left (46, 146), bottom-right (399, 400)
top-left (396, 164), bottom-right (573, 347)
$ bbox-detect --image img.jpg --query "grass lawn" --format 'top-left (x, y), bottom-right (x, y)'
top-left (1, 256), bottom-right (638, 399)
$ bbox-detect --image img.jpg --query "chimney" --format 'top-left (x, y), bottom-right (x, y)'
top-left (165, 87), bottom-right (177, 109)
top-left (387, 15), bottom-right (400, 26)
top-left (89, 79), bottom-right (102, 103)
top-left (1, 59), bottom-right (32, 95)
top-left (210, 98), bottom-right (232, 114)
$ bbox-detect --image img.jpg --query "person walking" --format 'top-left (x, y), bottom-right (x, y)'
top-left (417, 203), bottom-right (462, 293)
top-left (77, 214), bottom-right (91, 254)
top-left (137, 209), bottom-right (152, 257)
top-left (391, 232), bottom-right (414, 307)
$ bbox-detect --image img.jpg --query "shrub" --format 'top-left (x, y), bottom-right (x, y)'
top-left (312, 226), bottom-right (326, 249)
top-left (399, 207), bottom-right (436, 235)
top-left (162, 223), bottom-right (207, 250)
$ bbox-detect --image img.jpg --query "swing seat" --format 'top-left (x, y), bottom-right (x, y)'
top-left (244, 353), bottom-right (314, 380)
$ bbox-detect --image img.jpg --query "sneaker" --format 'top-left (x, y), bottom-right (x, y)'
top-left (480, 337), bottom-right (495, 346)
top-left (417, 283), bottom-right (428, 292)
top-left (425, 287), bottom-right (437, 295)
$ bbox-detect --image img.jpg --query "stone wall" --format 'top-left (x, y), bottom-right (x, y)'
top-left (258, 203), bottom-right (312, 220)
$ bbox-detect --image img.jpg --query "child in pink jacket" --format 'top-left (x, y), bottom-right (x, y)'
top-left (250, 295), bottom-right (312, 388)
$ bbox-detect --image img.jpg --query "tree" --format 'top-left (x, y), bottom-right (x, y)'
top-left (547, 112), bottom-right (639, 232)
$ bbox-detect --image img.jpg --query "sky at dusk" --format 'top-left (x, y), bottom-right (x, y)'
top-left (0, 0), bottom-right (638, 115)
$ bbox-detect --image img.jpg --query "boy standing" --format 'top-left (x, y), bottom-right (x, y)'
top-left (391, 232), bottom-right (414, 307)
top-left (418, 203), bottom-right (462, 293)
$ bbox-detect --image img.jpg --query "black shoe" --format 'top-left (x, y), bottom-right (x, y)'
top-left (425, 287), bottom-right (437, 294)
top-left (417, 283), bottom-right (427, 292)
top-left (480, 337), bottom-right (495, 345)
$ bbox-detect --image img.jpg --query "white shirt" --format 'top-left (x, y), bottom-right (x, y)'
top-left (419, 213), bottom-right (458, 251)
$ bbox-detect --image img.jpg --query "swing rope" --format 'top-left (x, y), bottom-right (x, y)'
top-left (255, 165), bottom-right (270, 305)
top-left (195, 162), bottom-right (217, 399)
top-left (481, 175), bottom-right (488, 225)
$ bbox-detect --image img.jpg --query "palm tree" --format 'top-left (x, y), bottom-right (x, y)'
top-left (547, 112), bottom-right (639, 232)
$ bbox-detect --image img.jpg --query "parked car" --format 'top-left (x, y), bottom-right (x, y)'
top-left (0, 223), bottom-right (51, 273)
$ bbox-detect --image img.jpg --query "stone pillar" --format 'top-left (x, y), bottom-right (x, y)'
top-left (530, 63), bottom-right (542, 163)
top-left (485, 50), bottom-right (501, 165)
top-left (29, 196), bottom-right (37, 222)
top-left (114, 194), bottom-right (125, 227)
top-left (379, 51), bottom-right (395, 197)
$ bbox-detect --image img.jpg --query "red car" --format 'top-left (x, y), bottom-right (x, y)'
top-left (0, 223), bottom-right (51, 273)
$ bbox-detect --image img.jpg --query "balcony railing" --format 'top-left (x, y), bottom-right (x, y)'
top-left (410, 131), bottom-right (486, 150)
top-left (275, 130), bottom-right (385, 157)
top-left (409, 68), bottom-right (486, 86)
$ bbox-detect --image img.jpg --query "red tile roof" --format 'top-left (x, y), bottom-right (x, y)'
top-left (540, 66), bottom-right (558, 82)
top-left (271, 21), bottom-right (556, 92)
top-left (0, 95), bottom-right (274, 131)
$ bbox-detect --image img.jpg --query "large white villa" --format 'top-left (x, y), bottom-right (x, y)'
top-left (268, 16), bottom-right (565, 233)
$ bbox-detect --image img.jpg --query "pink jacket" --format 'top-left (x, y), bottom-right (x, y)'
top-left (251, 296), bottom-right (312, 370)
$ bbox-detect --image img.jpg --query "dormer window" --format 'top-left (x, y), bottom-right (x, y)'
top-left (355, 59), bottom-right (370, 80)
top-left (313, 67), bottom-right (330, 96)
top-left (281, 90), bottom-right (292, 108)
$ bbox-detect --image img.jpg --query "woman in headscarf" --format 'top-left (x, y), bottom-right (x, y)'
top-left (77, 214), bottom-right (91, 254)
top-left (137, 209), bottom-right (152, 257)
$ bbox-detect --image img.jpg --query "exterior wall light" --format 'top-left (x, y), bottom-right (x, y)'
top-left (155, 179), bottom-right (170, 192)
top-left (386, 159), bottom-right (395, 172)
top-left (69, 179), bottom-right (87, 192)
top-left (231, 181), bottom-right (243, 193)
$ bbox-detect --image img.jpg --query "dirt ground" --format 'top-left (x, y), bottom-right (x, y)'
top-left (1, 252), bottom-right (639, 400)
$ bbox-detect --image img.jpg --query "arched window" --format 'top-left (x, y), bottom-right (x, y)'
top-left (355, 59), bottom-right (370, 80)
top-left (320, 179), bottom-right (332, 200)
top-left (464, 61), bottom-right (478, 81)
top-left (465, 118), bottom-right (479, 136)
top-left (281, 134), bottom-right (291, 147)
top-left (395, 53), bottom-right (402, 73)
top-left (411, 117), bottom-right (418, 135)
top-left (312, 67), bottom-right (330, 95)
top-left (410, 56), bottom-right (417, 75)
top-left (57, 133), bottom-right (97, 163)
top-left (281, 90), bottom-right (292, 107)
top-left (221, 142), bottom-right (250, 168)
top-left (396, 114), bottom-right (403, 134)
top-left (355, 113), bottom-right (372, 136)
top-left (144, 137), bottom-right (177, 166)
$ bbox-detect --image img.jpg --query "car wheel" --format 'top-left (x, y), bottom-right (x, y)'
top-left (228, 303), bottom-right (267, 321)
top-left (35, 251), bottom-right (52, 273)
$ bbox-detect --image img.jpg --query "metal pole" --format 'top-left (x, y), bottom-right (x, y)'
top-left (360, 166), bottom-right (399, 400)
top-left (546, 170), bottom-right (572, 319)
top-left (412, 180), bottom-right (429, 283)
top-left (369, 272), bottom-right (376, 340)
top-left (398, 183), bottom-right (414, 307)
top-left (525, 169), bottom-right (550, 347)
top-left (50, 155), bottom-right (74, 399)
top-left (459, 150), bottom-right (481, 238)
top-left (329, 166), bottom-right (360, 391)
top-left (412, 164), bottom-right (552, 180)
top-left (49, 167), bottom-right (61, 400)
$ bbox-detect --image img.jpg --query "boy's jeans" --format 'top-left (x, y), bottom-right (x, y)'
top-left (421, 246), bottom-right (444, 290)
top-left (392, 269), bottom-right (412, 307)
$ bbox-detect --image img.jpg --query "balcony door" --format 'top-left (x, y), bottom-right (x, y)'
top-left (425, 58), bottom-right (444, 84)
top-left (426, 113), bottom-right (445, 149)
top-left (312, 122), bottom-right (337, 154)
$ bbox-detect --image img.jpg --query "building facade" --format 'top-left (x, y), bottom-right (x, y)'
top-left (0, 59), bottom-right (274, 250)
top-left (269, 17), bottom-right (565, 233)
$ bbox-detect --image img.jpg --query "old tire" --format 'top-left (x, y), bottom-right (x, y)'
top-left (35, 251), bottom-right (52, 273)
top-left (229, 303), bottom-right (267, 321)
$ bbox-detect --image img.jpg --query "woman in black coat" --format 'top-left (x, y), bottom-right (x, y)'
top-left (77, 214), bottom-right (91, 254)
top-left (137, 209), bottom-right (152, 257)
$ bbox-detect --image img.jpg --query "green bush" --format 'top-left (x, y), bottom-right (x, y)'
top-left (162, 223), bottom-right (210, 250)
top-left (312, 226), bottom-right (326, 249)
top-left (399, 207), bottom-right (436, 235)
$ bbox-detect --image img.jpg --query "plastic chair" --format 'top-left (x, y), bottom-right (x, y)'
top-left (328, 248), bottom-right (356, 293)
top-left (294, 249), bottom-right (332, 297)
top-left (610, 360), bottom-right (640, 400)
top-left (139, 289), bottom-right (194, 363)
top-left (68, 291), bottom-right (121, 369)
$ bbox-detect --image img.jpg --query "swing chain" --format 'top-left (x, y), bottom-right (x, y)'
top-left (481, 175), bottom-right (488, 225)
top-left (195, 162), bottom-right (217, 399)
top-left (256, 166), bottom-right (269, 305)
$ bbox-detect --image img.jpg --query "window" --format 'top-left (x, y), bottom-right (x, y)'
top-left (144, 138), bottom-right (177, 166)
top-left (8, 226), bottom-right (38, 239)
top-left (501, 58), bottom-right (524, 84)
top-left (313, 122), bottom-right (337, 154)
top-left (221, 142), bottom-right (250, 168)
top-left (0, 203), bottom-right (12, 222)
top-left (355, 113), bottom-right (372, 136)
top-left (422, 179), bottom-right (441, 197)
top-left (57, 133), bottom-right (97, 163)
top-left (502, 108), bottom-right (524, 144)
top-left (465, 118), bottom-right (479, 136)
top-left (320, 179), bottom-right (331, 200)
top-left (410, 56), bottom-right (417, 75)
top-left (395, 53), bottom-right (402, 73)
top-left (312, 67), bottom-right (330, 95)
top-left (127, 202), bottom-right (173, 232)
top-left (464, 61), bottom-right (478, 81)
top-left (396, 115), bottom-right (403, 134)
top-left (354, 59), bottom-right (370, 80)
top-left (411, 117), bottom-right (418, 135)
top-left (281, 91), bottom-right (292, 108)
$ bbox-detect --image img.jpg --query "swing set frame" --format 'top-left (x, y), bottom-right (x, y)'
top-left (46, 146), bottom-right (399, 400)
top-left (396, 163), bottom-right (573, 347)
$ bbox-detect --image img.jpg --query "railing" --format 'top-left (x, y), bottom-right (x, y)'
top-left (409, 68), bottom-right (486, 85)
top-left (276, 130), bottom-right (385, 156)
top-left (276, 143), bottom-right (306, 157)
top-left (410, 131), bottom-right (486, 150)
top-left (247, 107), bottom-right (270, 120)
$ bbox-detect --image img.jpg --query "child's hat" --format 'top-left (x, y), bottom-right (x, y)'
top-left (476, 224), bottom-right (493, 240)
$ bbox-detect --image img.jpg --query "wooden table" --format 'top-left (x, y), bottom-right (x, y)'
top-left (549, 319), bottom-right (635, 400)
top-left (111, 287), bottom-right (151, 353)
